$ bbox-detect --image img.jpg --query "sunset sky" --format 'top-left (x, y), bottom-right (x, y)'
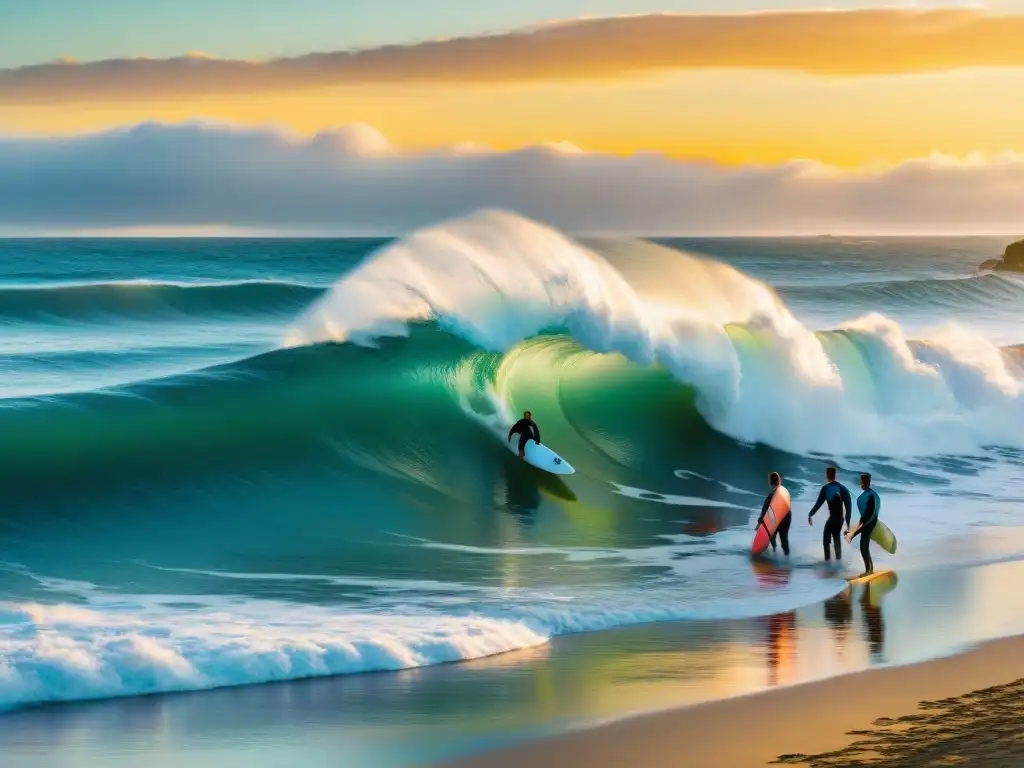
top-left (4, 3), bottom-right (1024, 166)
top-left (3, 2), bottom-right (1024, 233)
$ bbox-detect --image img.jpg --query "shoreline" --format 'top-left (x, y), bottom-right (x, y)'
top-left (6, 555), bottom-right (1024, 767)
top-left (441, 632), bottom-right (1024, 768)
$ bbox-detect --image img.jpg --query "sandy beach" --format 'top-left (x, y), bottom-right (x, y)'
top-left (443, 633), bottom-right (1024, 768)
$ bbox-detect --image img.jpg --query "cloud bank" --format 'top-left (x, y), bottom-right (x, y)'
top-left (1, 121), bottom-right (1022, 235)
top-left (4, 10), bottom-right (1024, 103)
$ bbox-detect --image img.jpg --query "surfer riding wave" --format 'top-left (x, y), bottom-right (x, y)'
top-left (508, 410), bottom-right (541, 459)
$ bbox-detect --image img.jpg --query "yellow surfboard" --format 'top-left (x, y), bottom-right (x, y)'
top-left (847, 568), bottom-right (895, 585)
top-left (870, 519), bottom-right (897, 554)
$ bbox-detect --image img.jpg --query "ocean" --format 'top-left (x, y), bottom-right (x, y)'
top-left (1, 209), bottom-right (1023, 718)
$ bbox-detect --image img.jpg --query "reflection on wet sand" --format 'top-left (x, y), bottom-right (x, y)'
top-left (753, 563), bottom-right (901, 691)
top-left (821, 570), bottom-right (898, 663)
top-left (823, 587), bottom-right (853, 649)
top-left (763, 611), bottom-right (798, 687)
top-left (861, 571), bottom-right (898, 661)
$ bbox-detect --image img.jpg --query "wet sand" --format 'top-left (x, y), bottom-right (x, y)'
top-left (443, 633), bottom-right (1024, 768)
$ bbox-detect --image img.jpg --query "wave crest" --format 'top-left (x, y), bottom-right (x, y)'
top-left (289, 209), bottom-right (1024, 457)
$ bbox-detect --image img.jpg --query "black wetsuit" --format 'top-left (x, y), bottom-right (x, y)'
top-left (508, 418), bottom-right (541, 454)
top-left (809, 480), bottom-right (853, 561)
top-left (758, 487), bottom-right (791, 555)
top-left (850, 488), bottom-right (881, 574)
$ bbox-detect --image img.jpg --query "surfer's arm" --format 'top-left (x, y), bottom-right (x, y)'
top-left (849, 495), bottom-right (875, 538)
top-left (757, 491), bottom-right (773, 526)
top-left (842, 485), bottom-right (853, 527)
top-left (808, 487), bottom-right (827, 518)
top-left (532, 422), bottom-right (541, 444)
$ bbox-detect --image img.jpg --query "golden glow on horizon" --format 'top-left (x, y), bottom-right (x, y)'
top-left (6, 68), bottom-right (1024, 167)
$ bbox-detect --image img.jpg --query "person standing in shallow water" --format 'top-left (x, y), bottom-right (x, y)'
top-left (757, 471), bottom-right (791, 556)
top-left (808, 466), bottom-right (853, 562)
top-left (846, 472), bottom-right (881, 577)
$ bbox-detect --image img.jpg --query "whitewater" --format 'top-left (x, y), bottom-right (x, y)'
top-left (1, 210), bottom-right (1023, 712)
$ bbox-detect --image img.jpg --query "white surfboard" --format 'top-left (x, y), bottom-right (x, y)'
top-left (507, 435), bottom-right (575, 475)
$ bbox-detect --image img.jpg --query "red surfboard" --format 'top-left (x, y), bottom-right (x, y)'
top-left (752, 485), bottom-right (792, 556)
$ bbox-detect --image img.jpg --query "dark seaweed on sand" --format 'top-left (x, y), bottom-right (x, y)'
top-left (773, 678), bottom-right (1024, 767)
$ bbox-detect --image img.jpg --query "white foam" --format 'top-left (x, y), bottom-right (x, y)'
top-left (0, 595), bottom-right (546, 712)
top-left (0, 569), bottom-right (843, 712)
top-left (674, 470), bottom-right (760, 496)
top-left (611, 483), bottom-right (745, 509)
top-left (287, 210), bottom-right (1024, 458)
top-left (140, 564), bottom-right (493, 594)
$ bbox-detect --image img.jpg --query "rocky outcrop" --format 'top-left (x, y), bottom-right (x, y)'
top-left (981, 239), bottom-right (1024, 272)
top-left (1004, 240), bottom-right (1024, 270)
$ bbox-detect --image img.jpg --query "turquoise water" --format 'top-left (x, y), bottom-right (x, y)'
top-left (1, 212), bottom-right (1022, 716)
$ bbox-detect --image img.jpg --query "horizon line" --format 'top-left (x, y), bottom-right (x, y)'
top-left (1, 231), bottom-right (1018, 240)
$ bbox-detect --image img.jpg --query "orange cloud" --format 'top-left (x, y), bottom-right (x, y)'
top-left (4, 10), bottom-right (1024, 104)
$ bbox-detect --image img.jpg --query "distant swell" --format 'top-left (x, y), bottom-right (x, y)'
top-left (0, 279), bottom-right (322, 324)
top-left (780, 272), bottom-right (1024, 309)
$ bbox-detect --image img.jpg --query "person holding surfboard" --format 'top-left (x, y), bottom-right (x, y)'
top-left (807, 466), bottom-right (853, 562)
top-left (508, 411), bottom-right (541, 460)
top-left (846, 473), bottom-right (881, 577)
top-left (756, 472), bottom-right (791, 555)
